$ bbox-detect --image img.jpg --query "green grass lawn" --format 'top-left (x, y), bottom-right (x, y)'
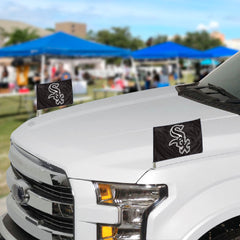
top-left (0, 97), bottom-right (31, 197)
top-left (0, 74), bottom-right (194, 198)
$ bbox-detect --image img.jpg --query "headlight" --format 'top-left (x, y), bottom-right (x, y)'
top-left (94, 182), bottom-right (168, 240)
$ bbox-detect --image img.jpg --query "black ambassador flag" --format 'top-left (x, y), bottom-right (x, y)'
top-left (154, 119), bottom-right (203, 162)
top-left (37, 79), bottom-right (73, 110)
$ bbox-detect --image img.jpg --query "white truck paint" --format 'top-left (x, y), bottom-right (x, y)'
top-left (1, 53), bottom-right (240, 240)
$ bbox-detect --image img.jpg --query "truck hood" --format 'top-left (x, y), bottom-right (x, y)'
top-left (11, 86), bottom-right (237, 183)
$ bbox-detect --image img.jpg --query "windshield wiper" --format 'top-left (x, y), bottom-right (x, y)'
top-left (207, 83), bottom-right (237, 99)
top-left (176, 83), bottom-right (240, 114)
top-left (207, 83), bottom-right (240, 103)
top-left (190, 83), bottom-right (240, 103)
top-left (177, 83), bottom-right (240, 103)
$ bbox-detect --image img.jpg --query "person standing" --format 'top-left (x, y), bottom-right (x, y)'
top-left (145, 71), bottom-right (152, 90)
top-left (161, 65), bottom-right (169, 84)
top-left (51, 64), bottom-right (56, 80)
top-left (33, 65), bottom-right (49, 85)
top-left (153, 70), bottom-right (160, 87)
top-left (1, 66), bottom-right (9, 83)
top-left (52, 63), bottom-right (65, 82)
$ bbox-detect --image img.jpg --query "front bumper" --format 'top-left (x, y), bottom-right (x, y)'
top-left (0, 179), bottom-right (119, 240)
top-left (0, 213), bottom-right (38, 240)
top-left (1, 195), bottom-right (72, 240)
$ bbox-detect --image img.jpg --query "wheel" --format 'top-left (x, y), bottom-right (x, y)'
top-left (199, 216), bottom-right (240, 240)
top-left (212, 229), bottom-right (240, 240)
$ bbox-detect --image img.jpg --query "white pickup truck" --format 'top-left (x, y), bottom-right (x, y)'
top-left (1, 52), bottom-right (240, 240)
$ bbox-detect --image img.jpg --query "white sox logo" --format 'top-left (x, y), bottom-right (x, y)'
top-left (48, 83), bottom-right (64, 105)
top-left (169, 124), bottom-right (191, 154)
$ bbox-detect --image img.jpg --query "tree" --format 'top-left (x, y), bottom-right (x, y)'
top-left (45, 28), bottom-right (55, 32)
top-left (108, 27), bottom-right (132, 49)
top-left (4, 28), bottom-right (40, 46)
top-left (152, 34), bottom-right (168, 45)
top-left (172, 35), bottom-right (183, 45)
top-left (95, 29), bottom-right (113, 46)
top-left (130, 37), bottom-right (145, 50)
top-left (89, 27), bottom-right (145, 50)
top-left (86, 30), bottom-right (97, 41)
top-left (181, 31), bottom-right (223, 50)
top-left (146, 37), bottom-right (153, 47)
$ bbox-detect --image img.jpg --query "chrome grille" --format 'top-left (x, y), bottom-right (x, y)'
top-left (22, 206), bottom-right (74, 233)
top-left (4, 143), bottom-right (74, 240)
top-left (12, 165), bottom-right (74, 204)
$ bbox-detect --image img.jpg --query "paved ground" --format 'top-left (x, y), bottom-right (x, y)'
top-left (0, 197), bottom-right (7, 216)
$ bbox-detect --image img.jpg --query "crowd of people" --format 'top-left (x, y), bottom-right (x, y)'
top-left (0, 60), bottom-right (219, 95)
top-left (32, 63), bottom-right (68, 86)
top-left (142, 65), bottom-right (181, 90)
top-left (31, 63), bottom-right (183, 93)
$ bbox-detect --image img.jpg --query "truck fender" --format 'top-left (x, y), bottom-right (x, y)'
top-left (146, 177), bottom-right (240, 240)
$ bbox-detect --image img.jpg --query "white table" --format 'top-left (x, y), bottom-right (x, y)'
top-left (0, 91), bottom-right (34, 115)
top-left (0, 91), bottom-right (33, 98)
top-left (0, 91), bottom-right (93, 118)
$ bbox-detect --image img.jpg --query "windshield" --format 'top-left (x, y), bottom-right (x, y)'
top-left (199, 52), bottom-right (240, 99)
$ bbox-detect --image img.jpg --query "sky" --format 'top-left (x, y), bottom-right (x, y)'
top-left (0, 0), bottom-right (240, 40)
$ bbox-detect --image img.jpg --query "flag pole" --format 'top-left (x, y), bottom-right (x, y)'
top-left (37, 54), bottom-right (46, 117)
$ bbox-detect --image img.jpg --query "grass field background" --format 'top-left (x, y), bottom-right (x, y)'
top-left (0, 73), bottom-right (194, 198)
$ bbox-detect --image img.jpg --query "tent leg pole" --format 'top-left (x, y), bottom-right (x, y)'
top-left (131, 57), bottom-right (141, 91)
top-left (211, 58), bottom-right (216, 69)
top-left (37, 54), bottom-right (46, 117)
top-left (40, 55), bottom-right (45, 84)
top-left (120, 58), bottom-right (124, 79)
top-left (177, 57), bottom-right (181, 85)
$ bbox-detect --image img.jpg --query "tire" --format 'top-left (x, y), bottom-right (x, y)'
top-left (213, 229), bottom-right (240, 240)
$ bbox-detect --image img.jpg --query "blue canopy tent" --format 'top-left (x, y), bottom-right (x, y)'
top-left (201, 59), bottom-right (219, 66)
top-left (132, 41), bottom-right (208, 83)
top-left (132, 41), bottom-right (207, 59)
top-left (0, 31), bottom-right (131, 58)
top-left (0, 31), bottom-right (135, 88)
top-left (201, 46), bottom-right (238, 70)
top-left (204, 46), bottom-right (238, 58)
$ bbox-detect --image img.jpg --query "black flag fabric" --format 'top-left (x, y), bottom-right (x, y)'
top-left (37, 79), bottom-right (73, 110)
top-left (154, 119), bottom-right (203, 162)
